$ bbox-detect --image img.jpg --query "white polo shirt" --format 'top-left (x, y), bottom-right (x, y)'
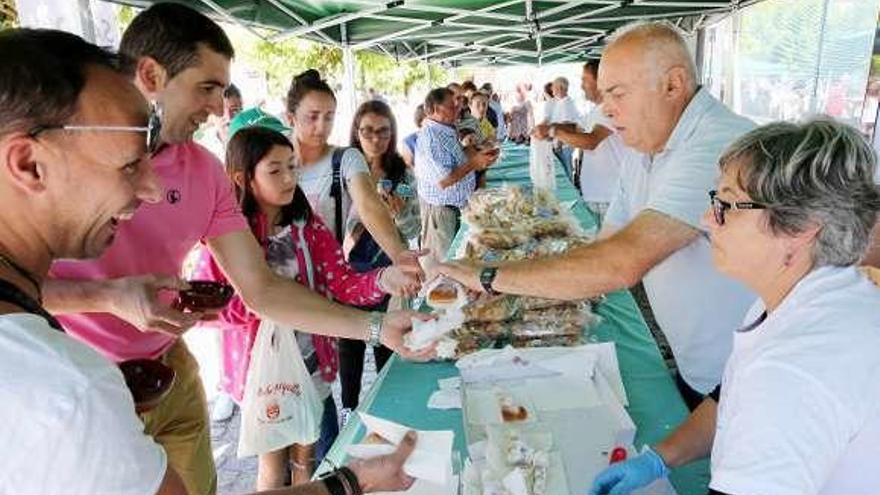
top-left (578, 106), bottom-right (623, 203)
top-left (710, 266), bottom-right (880, 495)
top-left (604, 88), bottom-right (756, 393)
top-left (0, 314), bottom-right (167, 495)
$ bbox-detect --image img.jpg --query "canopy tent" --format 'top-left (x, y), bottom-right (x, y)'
top-left (107, 0), bottom-right (764, 66)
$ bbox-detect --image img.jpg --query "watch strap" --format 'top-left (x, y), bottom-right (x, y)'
top-left (480, 267), bottom-right (499, 295)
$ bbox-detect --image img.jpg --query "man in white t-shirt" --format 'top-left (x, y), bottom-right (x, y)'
top-left (440, 21), bottom-right (756, 408)
top-left (1, 28), bottom-right (419, 495)
top-left (539, 76), bottom-right (581, 178)
top-left (534, 60), bottom-right (622, 227)
top-left (0, 28), bottom-right (180, 495)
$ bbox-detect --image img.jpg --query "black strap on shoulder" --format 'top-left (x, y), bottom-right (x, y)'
top-left (0, 278), bottom-right (63, 331)
top-left (329, 147), bottom-right (348, 243)
top-left (707, 384), bottom-right (722, 403)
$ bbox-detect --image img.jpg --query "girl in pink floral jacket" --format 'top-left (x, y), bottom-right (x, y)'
top-left (192, 125), bottom-right (416, 489)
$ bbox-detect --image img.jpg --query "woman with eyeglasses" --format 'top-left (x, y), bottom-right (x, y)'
top-left (349, 100), bottom-right (421, 259)
top-left (285, 71), bottom-right (422, 422)
top-left (338, 100), bottom-right (422, 416)
top-left (589, 118), bottom-right (880, 495)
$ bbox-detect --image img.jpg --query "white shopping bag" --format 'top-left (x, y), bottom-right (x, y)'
top-left (529, 138), bottom-right (556, 191)
top-left (238, 319), bottom-right (323, 457)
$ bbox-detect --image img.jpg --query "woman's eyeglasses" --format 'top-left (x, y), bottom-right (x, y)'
top-left (28, 105), bottom-right (163, 155)
top-left (708, 190), bottom-right (766, 225)
top-left (358, 126), bottom-right (391, 140)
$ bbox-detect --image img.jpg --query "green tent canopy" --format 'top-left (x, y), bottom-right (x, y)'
top-left (108, 0), bottom-right (763, 65)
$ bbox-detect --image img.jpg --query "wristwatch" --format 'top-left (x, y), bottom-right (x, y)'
top-left (479, 267), bottom-right (499, 295)
top-left (366, 311), bottom-right (383, 347)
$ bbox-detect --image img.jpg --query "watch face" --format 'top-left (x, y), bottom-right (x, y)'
top-left (480, 267), bottom-right (498, 292)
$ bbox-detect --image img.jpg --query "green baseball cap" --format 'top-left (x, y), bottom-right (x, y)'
top-left (228, 107), bottom-right (291, 139)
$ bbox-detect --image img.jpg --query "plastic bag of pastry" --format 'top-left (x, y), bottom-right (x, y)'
top-left (529, 139), bottom-right (556, 192)
top-left (512, 334), bottom-right (583, 349)
top-left (464, 294), bottom-right (521, 322)
top-left (527, 217), bottom-right (573, 239)
top-left (456, 320), bottom-right (509, 340)
top-left (521, 304), bottom-right (587, 326)
top-left (519, 296), bottom-right (573, 311)
top-left (474, 228), bottom-right (531, 249)
top-left (509, 320), bottom-right (583, 339)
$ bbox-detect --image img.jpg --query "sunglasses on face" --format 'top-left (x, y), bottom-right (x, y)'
top-left (358, 126), bottom-right (391, 140)
top-left (27, 105), bottom-right (163, 155)
top-left (708, 190), bottom-right (766, 225)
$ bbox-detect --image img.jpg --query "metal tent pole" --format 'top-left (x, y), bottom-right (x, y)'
top-left (339, 22), bottom-right (358, 143)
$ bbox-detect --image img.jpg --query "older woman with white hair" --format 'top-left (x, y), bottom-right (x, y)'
top-left (590, 118), bottom-right (880, 495)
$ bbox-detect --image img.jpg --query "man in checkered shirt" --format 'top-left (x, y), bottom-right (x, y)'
top-left (414, 87), bottom-right (498, 269)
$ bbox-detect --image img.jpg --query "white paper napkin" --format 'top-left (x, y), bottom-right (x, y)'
top-left (405, 310), bottom-right (465, 351)
top-left (456, 347), bottom-right (560, 384)
top-left (428, 389), bottom-right (462, 410)
top-left (345, 412), bottom-right (455, 485)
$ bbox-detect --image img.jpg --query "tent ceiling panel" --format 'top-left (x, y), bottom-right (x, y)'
top-left (108, 0), bottom-right (765, 65)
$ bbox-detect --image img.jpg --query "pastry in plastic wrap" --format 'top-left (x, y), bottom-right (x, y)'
top-left (474, 229), bottom-right (531, 249)
top-left (422, 276), bottom-right (468, 311)
top-left (514, 334), bottom-right (583, 349)
top-left (427, 282), bottom-right (458, 306)
top-left (519, 296), bottom-right (573, 311)
top-left (464, 294), bottom-right (521, 322)
top-left (509, 320), bottom-right (583, 339)
top-left (521, 304), bottom-right (587, 326)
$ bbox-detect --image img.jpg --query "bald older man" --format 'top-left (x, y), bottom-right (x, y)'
top-left (439, 21), bottom-right (756, 407)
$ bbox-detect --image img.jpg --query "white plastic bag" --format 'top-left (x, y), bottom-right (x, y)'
top-left (238, 319), bottom-right (323, 457)
top-left (529, 139), bottom-right (556, 191)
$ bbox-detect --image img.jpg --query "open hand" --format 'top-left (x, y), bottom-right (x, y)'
top-left (378, 266), bottom-right (421, 298)
top-left (349, 430), bottom-right (418, 492)
top-left (109, 275), bottom-right (207, 336)
top-left (391, 249), bottom-right (429, 280)
top-left (381, 310), bottom-right (437, 362)
top-left (435, 260), bottom-right (486, 293)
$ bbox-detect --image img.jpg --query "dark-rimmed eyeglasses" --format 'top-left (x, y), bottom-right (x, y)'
top-left (358, 126), bottom-right (391, 140)
top-left (709, 190), bottom-right (766, 225)
top-left (27, 106), bottom-right (163, 155)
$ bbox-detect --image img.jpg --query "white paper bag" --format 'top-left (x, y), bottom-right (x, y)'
top-left (529, 139), bottom-right (556, 191)
top-left (238, 319), bottom-right (323, 457)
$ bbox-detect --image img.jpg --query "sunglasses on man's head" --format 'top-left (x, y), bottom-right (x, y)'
top-left (708, 190), bottom-right (766, 225)
top-left (27, 105), bottom-right (163, 155)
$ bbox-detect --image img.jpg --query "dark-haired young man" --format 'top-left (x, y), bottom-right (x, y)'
top-left (43, 4), bottom-right (430, 494)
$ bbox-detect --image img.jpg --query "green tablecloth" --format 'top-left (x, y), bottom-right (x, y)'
top-left (319, 143), bottom-right (709, 494)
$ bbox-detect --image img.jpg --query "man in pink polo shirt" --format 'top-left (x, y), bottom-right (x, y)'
top-left (45, 5), bottom-right (427, 495)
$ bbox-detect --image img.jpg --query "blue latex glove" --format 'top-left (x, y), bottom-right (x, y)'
top-left (588, 446), bottom-right (669, 495)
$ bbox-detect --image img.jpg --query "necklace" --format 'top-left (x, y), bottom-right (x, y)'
top-left (0, 253), bottom-right (42, 302)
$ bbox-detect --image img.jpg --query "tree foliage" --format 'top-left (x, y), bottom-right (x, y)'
top-left (113, 6), bottom-right (447, 100)
top-left (1, 0), bottom-right (17, 29)
top-left (240, 33), bottom-right (448, 99)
